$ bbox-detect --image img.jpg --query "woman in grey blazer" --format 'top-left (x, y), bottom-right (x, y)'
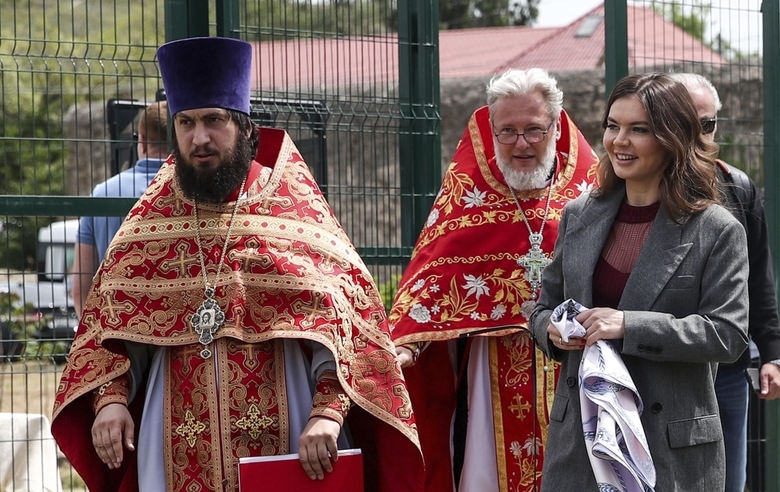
top-left (530, 73), bottom-right (749, 491)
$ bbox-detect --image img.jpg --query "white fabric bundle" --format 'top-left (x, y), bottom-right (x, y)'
top-left (551, 299), bottom-right (656, 492)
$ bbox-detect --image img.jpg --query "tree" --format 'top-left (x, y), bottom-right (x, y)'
top-left (651, 0), bottom-right (744, 59)
top-left (652, 1), bottom-right (708, 41)
top-left (439, 0), bottom-right (539, 30)
top-left (244, 0), bottom-right (398, 39)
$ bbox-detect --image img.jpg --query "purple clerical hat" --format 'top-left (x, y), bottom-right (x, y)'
top-left (157, 37), bottom-right (252, 115)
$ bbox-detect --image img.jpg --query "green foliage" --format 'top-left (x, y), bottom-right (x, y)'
top-left (650, 0), bottom-right (745, 58)
top-left (652, 1), bottom-right (708, 41)
top-left (1, 92), bottom-right (67, 270)
top-left (0, 0), bottom-right (165, 271)
top-left (377, 274), bottom-right (401, 313)
top-left (1, 290), bottom-right (73, 361)
top-left (439, 0), bottom-right (539, 30)
top-left (244, 0), bottom-right (398, 39)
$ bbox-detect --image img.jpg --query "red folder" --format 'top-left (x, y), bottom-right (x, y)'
top-left (238, 448), bottom-right (364, 492)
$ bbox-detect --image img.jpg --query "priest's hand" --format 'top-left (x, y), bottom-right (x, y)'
top-left (92, 403), bottom-right (135, 470)
top-left (299, 416), bottom-right (340, 480)
top-left (396, 346), bottom-right (414, 368)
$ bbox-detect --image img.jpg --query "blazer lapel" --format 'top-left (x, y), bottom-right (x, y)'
top-left (619, 207), bottom-right (692, 311)
top-left (563, 187), bottom-right (625, 307)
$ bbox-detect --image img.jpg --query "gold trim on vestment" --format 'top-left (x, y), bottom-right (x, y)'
top-left (489, 337), bottom-right (509, 490)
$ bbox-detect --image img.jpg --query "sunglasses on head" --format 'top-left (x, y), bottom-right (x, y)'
top-left (700, 118), bottom-right (717, 135)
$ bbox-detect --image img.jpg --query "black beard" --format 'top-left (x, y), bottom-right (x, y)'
top-left (174, 132), bottom-right (254, 203)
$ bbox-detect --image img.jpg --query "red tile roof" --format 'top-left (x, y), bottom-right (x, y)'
top-left (438, 26), bottom-right (559, 79)
top-left (501, 4), bottom-right (724, 71)
top-left (249, 3), bottom-right (723, 90)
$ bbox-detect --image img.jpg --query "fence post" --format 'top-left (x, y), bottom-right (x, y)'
top-left (216, 0), bottom-right (241, 39)
top-left (763, 0), bottom-right (780, 489)
top-left (397, 0), bottom-right (442, 264)
top-left (165, 0), bottom-right (210, 41)
top-left (604, 0), bottom-right (629, 98)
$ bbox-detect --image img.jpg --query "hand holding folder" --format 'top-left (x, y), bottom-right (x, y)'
top-left (238, 448), bottom-right (364, 491)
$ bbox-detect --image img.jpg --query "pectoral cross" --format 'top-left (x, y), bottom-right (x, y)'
top-left (517, 232), bottom-right (550, 301)
top-left (191, 288), bottom-right (226, 358)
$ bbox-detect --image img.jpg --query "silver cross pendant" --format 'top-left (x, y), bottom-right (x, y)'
top-left (191, 288), bottom-right (225, 358)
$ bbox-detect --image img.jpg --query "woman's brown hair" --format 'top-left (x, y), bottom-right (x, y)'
top-left (594, 72), bottom-right (720, 223)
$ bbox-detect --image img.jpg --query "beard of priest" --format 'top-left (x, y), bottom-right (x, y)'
top-left (494, 128), bottom-right (557, 191)
top-left (172, 109), bottom-right (256, 203)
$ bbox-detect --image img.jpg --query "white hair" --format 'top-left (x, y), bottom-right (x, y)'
top-left (486, 68), bottom-right (564, 121)
top-left (668, 72), bottom-right (723, 111)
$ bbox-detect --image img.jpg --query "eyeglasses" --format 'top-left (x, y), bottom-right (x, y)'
top-left (700, 118), bottom-right (717, 135)
top-left (493, 121), bottom-right (554, 145)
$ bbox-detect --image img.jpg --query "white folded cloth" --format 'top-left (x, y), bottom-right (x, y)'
top-left (0, 413), bottom-right (63, 492)
top-left (551, 299), bottom-right (656, 492)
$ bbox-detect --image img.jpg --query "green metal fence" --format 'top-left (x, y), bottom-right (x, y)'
top-left (1, 0), bottom-right (778, 490)
top-left (0, 0), bottom-right (439, 488)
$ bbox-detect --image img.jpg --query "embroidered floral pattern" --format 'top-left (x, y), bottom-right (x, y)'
top-left (426, 208), bottom-right (440, 227)
top-left (462, 186), bottom-right (487, 209)
top-left (462, 274), bottom-right (489, 299)
top-left (409, 303), bottom-right (432, 323)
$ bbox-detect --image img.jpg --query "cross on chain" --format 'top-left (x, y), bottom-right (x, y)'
top-left (191, 293), bottom-right (225, 358)
top-left (517, 232), bottom-right (551, 297)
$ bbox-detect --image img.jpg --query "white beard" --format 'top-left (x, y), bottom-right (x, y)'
top-left (495, 139), bottom-right (557, 191)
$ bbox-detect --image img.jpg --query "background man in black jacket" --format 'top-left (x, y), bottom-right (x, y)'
top-left (672, 72), bottom-right (780, 492)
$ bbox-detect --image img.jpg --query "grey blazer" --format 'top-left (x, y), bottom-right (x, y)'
top-left (530, 184), bottom-right (749, 492)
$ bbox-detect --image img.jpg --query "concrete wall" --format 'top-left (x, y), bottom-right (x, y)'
top-left (60, 63), bottom-right (765, 256)
top-left (440, 65), bottom-right (765, 182)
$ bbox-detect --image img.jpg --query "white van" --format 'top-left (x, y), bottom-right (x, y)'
top-left (6, 220), bottom-right (79, 338)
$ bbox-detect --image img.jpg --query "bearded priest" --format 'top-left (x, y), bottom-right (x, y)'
top-left (389, 68), bottom-right (597, 492)
top-left (52, 36), bottom-right (423, 492)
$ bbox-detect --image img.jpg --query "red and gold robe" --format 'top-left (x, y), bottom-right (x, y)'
top-left (52, 127), bottom-right (423, 492)
top-left (389, 106), bottom-right (597, 491)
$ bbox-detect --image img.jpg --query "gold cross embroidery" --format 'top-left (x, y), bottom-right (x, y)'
top-left (161, 243), bottom-right (200, 276)
top-left (100, 294), bottom-right (133, 325)
top-left (156, 194), bottom-right (186, 215)
top-left (508, 394), bottom-right (531, 420)
top-left (235, 403), bottom-right (274, 440)
top-left (291, 292), bottom-right (336, 329)
top-left (313, 246), bottom-right (349, 272)
top-left (259, 195), bottom-right (293, 212)
top-left (175, 409), bottom-right (206, 448)
top-left (233, 250), bottom-right (274, 271)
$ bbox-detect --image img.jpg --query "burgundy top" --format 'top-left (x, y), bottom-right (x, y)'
top-left (592, 200), bottom-right (661, 308)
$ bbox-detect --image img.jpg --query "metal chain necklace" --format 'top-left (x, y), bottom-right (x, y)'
top-left (510, 177), bottom-right (555, 320)
top-left (190, 176), bottom-right (247, 359)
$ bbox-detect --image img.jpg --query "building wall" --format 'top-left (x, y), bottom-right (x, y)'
top-left (440, 65), bottom-right (765, 185)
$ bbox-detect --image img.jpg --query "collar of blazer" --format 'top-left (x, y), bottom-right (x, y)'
top-left (563, 182), bottom-right (692, 311)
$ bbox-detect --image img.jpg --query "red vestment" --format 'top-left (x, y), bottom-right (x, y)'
top-left (389, 106), bottom-right (597, 491)
top-left (52, 128), bottom-right (423, 492)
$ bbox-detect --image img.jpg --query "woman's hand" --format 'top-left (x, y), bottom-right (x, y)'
top-left (576, 308), bottom-right (625, 346)
top-left (547, 321), bottom-right (586, 350)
